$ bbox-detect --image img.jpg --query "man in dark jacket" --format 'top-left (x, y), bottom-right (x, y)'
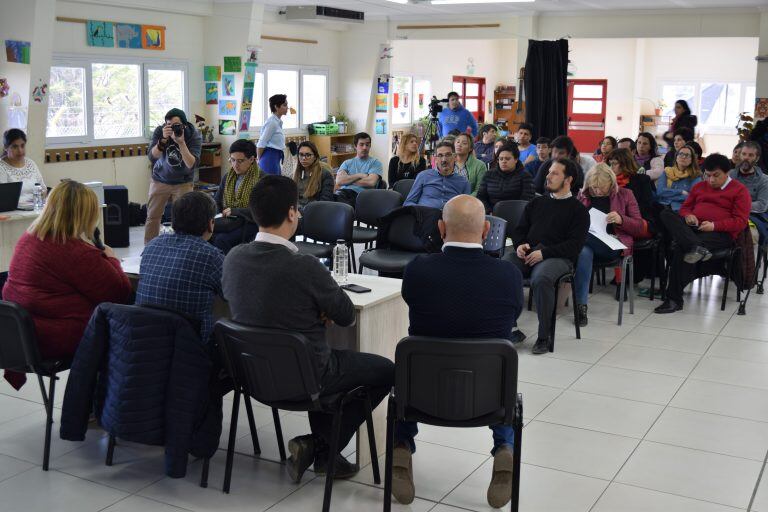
top-left (222, 175), bottom-right (394, 482)
top-left (391, 195), bottom-right (524, 509)
top-left (505, 158), bottom-right (590, 354)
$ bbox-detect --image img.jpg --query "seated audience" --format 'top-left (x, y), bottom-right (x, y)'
top-left (505, 158), bottom-right (589, 354)
top-left (607, 148), bottom-right (655, 225)
top-left (212, 139), bottom-right (263, 253)
top-left (335, 132), bottom-right (383, 208)
top-left (533, 136), bottom-right (593, 194)
top-left (391, 195), bottom-right (524, 509)
top-left (617, 138), bottom-right (636, 152)
top-left (515, 123), bottom-right (537, 164)
top-left (223, 175), bottom-right (394, 481)
top-left (663, 127), bottom-right (695, 167)
top-left (635, 132), bottom-right (664, 181)
top-left (574, 165), bottom-right (645, 326)
top-left (656, 145), bottom-right (701, 212)
top-left (294, 141), bottom-right (335, 211)
top-left (404, 141), bottom-right (471, 209)
top-left (594, 136), bottom-right (618, 163)
top-left (388, 133), bottom-right (427, 186)
top-left (663, 99), bottom-right (698, 148)
top-left (730, 141), bottom-right (745, 170)
top-left (474, 124), bottom-right (498, 165)
top-left (654, 154), bottom-right (751, 314)
top-left (453, 132), bottom-right (487, 195)
top-left (730, 141), bottom-right (768, 241)
top-left (135, 191), bottom-right (224, 342)
top-left (690, 140), bottom-right (705, 167)
top-left (438, 92), bottom-right (478, 137)
top-left (477, 143), bottom-right (535, 213)
top-left (488, 139), bottom-right (507, 171)
top-left (2, 180), bottom-right (132, 388)
top-left (524, 137), bottom-right (551, 177)
top-left (0, 129), bottom-right (46, 208)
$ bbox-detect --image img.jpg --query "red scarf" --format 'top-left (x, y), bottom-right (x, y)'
top-left (615, 172), bottom-right (630, 188)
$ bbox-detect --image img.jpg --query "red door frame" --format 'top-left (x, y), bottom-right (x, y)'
top-left (567, 79), bottom-right (607, 153)
top-left (452, 75), bottom-right (485, 123)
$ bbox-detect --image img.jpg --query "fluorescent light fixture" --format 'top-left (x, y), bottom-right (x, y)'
top-left (431, 0), bottom-right (534, 4)
top-left (384, 0), bottom-right (410, 3)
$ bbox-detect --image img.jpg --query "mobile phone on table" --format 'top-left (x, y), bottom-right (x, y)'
top-left (341, 284), bottom-right (371, 293)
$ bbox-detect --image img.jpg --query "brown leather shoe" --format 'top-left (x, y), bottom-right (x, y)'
top-left (391, 443), bottom-right (415, 504)
top-left (487, 446), bottom-right (514, 508)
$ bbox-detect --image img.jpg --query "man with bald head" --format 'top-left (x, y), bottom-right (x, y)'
top-left (391, 195), bottom-right (524, 509)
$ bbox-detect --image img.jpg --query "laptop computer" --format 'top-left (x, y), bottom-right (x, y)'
top-left (0, 181), bottom-right (23, 212)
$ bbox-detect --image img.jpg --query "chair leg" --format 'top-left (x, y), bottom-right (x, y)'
top-left (649, 244), bottom-right (657, 302)
top-left (272, 407), bottom-right (287, 462)
top-left (200, 457), bottom-right (210, 488)
top-left (363, 393), bottom-right (380, 485)
top-left (721, 255), bottom-right (731, 311)
top-left (512, 394), bottom-right (524, 512)
top-left (571, 278), bottom-right (580, 340)
top-left (223, 390), bottom-right (241, 494)
top-left (348, 245), bottom-right (358, 274)
top-left (322, 409), bottom-right (343, 512)
top-left (383, 397), bottom-right (395, 512)
top-left (618, 261), bottom-right (626, 326)
top-left (629, 257), bottom-right (635, 315)
top-left (243, 396), bottom-right (261, 455)
top-left (549, 281), bottom-right (560, 353)
top-left (106, 435), bottom-right (116, 466)
top-left (42, 375), bottom-right (56, 471)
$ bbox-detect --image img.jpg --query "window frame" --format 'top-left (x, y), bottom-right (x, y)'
top-left (46, 53), bottom-right (188, 148)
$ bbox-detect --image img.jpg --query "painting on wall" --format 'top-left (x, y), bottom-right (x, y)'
top-left (238, 110), bottom-right (251, 132)
top-left (205, 82), bottom-right (218, 105)
top-left (115, 23), bottom-right (142, 49)
top-left (204, 66), bottom-right (221, 82)
top-left (224, 56), bottom-right (242, 73)
top-left (5, 40), bottom-right (31, 64)
top-left (86, 21), bottom-right (114, 47)
top-left (222, 74), bottom-right (236, 97)
top-left (219, 119), bottom-right (236, 135)
top-left (219, 99), bottom-right (237, 117)
top-left (243, 63), bottom-right (257, 85)
top-left (241, 87), bottom-right (253, 111)
top-left (141, 25), bottom-right (165, 50)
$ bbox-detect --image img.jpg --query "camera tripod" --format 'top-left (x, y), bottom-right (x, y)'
top-left (419, 114), bottom-right (440, 160)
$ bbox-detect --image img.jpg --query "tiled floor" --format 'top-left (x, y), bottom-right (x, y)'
top-left (2, 227), bottom-right (768, 511)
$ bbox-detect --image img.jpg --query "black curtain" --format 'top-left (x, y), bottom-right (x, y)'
top-left (524, 39), bottom-right (569, 140)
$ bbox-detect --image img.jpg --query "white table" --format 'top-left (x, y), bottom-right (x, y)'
top-left (0, 210), bottom-right (39, 272)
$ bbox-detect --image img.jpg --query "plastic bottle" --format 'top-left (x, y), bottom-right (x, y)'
top-left (33, 183), bottom-right (43, 212)
top-left (333, 239), bottom-right (348, 284)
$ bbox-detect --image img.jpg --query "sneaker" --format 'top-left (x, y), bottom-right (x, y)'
top-left (576, 304), bottom-right (588, 327)
top-left (653, 299), bottom-right (683, 314)
top-left (286, 435), bottom-right (315, 483)
top-left (313, 453), bottom-right (359, 479)
top-left (509, 329), bottom-right (526, 344)
top-left (531, 338), bottom-right (550, 355)
top-left (487, 446), bottom-right (515, 509)
top-left (683, 246), bottom-right (712, 264)
top-left (391, 443), bottom-right (415, 504)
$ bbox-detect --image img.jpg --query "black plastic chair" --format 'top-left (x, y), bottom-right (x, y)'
top-left (522, 269), bottom-right (580, 352)
top-left (391, 179), bottom-right (415, 200)
top-left (484, 215), bottom-right (508, 258)
top-left (589, 254), bottom-right (635, 325)
top-left (295, 201), bottom-right (356, 272)
top-left (631, 236), bottom-right (665, 301)
top-left (666, 241), bottom-right (742, 312)
top-left (492, 200), bottom-right (528, 241)
top-left (215, 320), bottom-right (381, 512)
top-left (383, 337), bottom-right (523, 512)
top-left (359, 215), bottom-right (426, 276)
top-left (0, 300), bottom-right (71, 471)
top-left (353, 190), bottom-right (404, 250)
top-left (756, 243), bottom-right (767, 295)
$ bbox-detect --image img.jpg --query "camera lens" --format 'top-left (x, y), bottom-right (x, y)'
top-left (172, 123), bottom-right (183, 136)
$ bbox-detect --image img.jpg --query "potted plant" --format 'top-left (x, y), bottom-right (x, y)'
top-left (332, 112), bottom-right (351, 134)
top-left (736, 111), bottom-right (754, 141)
top-left (655, 100), bottom-right (667, 116)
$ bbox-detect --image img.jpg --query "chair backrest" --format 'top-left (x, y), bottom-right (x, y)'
top-left (483, 215), bottom-right (507, 256)
top-left (0, 300), bottom-right (41, 372)
top-left (301, 200), bottom-right (354, 244)
top-left (394, 336), bottom-right (518, 426)
top-left (355, 189), bottom-right (404, 227)
top-left (492, 200), bottom-right (528, 240)
top-left (388, 214), bottom-right (425, 252)
top-left (392, 179), bottom-right (415, 199)
top-left (215, 319), bottom-right (322, 405)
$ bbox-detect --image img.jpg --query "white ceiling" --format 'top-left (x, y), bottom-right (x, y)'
top-left (213, 0), bottom-right (767, 20)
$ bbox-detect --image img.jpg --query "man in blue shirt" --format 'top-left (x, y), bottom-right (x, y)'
top-left (335, 132), bottom-right (383, 208)
top-left (524, 136), bottom-right (551, 177)
top-left (404, 141), bottom-right (471, 209)
top-left (515, 123), bottom-right (537, 164)
top-left (136, 191), bottom-right (224, 342)
top-left (437, 92), bottom-right (478, 138)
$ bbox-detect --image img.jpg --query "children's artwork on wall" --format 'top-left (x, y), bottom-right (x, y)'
top-left (376, 78), bottom-right (389, 113)
top-left (243, 63), bottom-right (257, 85)
top-left (241, 88), bottom-right (253, 111)
top-left (32, 80), bottom-right (48, 103)
top-left (222, 74), bottom-right (236, 97)
top-left (219, 119), bottom-right (236, 135)
top-left (246, 46), bottom-right (261, 64)
top-left (5, 41), bottom-right (31, 64)
top-left (115, 23), bottom-right (142, 48)
top-left (205, 82), bottom-right (218, 105)
top-left (375, 118), bottom-right (387, 135)
top-left (224, 56), bottom-right (242, 73)
top-left (219, 99), bottom-right (237, 117)
top-left (238, 110), bottom-right (251, 132)
top-left (86, 21), bottom-right (114, 47)
top-left (141, 25), bottom-right (165, 50)
top-left (0, 79), bottom-right (9, 98)
top-left (204, 66), bottom-right (221, 82)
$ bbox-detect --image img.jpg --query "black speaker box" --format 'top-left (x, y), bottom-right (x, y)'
top-left (104, 186), bottom-right (130, 248)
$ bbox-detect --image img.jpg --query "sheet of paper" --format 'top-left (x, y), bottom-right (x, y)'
top-left (588, 208), bottom-right (627, 251)
top-left (121, 256), bottom-right (141, 275)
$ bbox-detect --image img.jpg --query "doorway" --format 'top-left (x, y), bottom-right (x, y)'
top-left (452, 76), bottom-right (486, 123)
top-left (567, 79), bottom-right (607, 153)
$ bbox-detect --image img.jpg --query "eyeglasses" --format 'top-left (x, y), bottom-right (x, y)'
top-left (229, 157), bottom-right (248, 165)
top-left (677, 153), bottom-right (693, 159)
top-left (298, 152), bottom-right (315, 159)
top-left (435, 153), bottom-right (453, 159)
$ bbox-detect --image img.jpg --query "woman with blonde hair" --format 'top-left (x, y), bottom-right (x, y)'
top-left (388, 133), bottom-right (426, 186)
top-left (572, 164), bottom-right (645, 326)
top-left (293, 140), bottom-right (334, 210)
top-left (2, 180), bottom-right (131, 388)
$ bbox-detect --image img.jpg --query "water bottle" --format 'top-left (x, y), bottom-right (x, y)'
top-left (333, 239), bottom-right (348, 284)
top-left (33, 183), bottom-right (43, 212)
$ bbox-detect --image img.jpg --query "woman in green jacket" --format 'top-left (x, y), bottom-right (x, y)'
top-left (453, 132), bottom-right (487, 196)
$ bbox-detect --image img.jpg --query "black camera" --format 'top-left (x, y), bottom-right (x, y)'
top-left (172, 123), bottom-right (184, 137)
top-left (429, 96), bottom-right (448, 118)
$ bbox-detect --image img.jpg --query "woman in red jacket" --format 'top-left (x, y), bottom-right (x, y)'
top-left (3, 180), bottom-right (132, 385)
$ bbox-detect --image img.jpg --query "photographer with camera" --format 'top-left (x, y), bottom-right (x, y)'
top-left (145, 108), bottom-right (203, 244)
top-left (437, 92), bottom-right (478, 139)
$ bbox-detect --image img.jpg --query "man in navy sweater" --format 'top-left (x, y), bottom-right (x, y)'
top-left (391, 195), bottom-right (524, 509)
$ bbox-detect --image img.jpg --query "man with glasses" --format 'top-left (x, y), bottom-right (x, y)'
top-left (403, 141), bottom-right (471, 209)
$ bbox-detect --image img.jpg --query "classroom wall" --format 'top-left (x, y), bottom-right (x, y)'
top-left (0, 0), bottom-right (36, 135)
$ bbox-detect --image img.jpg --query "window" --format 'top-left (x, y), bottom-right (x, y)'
top-left (267, 69), bottom-right (298, 130)
top-left (302, 71), bottom-right (328, 126)
top-left (250, 71), bottom-right (265, 128)
top-left (660, 81), bottom-right (755, 134)
top-left (46, 55), bottom-right (187, 145)
top-left (391, 75), bottom-right (432, 126)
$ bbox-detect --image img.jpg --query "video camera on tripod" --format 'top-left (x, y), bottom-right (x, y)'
top-left (428, 96), bottom-right (449, 118)
top-left (419, 96), bottom-right (449, 157)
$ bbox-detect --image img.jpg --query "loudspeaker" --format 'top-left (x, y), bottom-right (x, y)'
top-left (104, 186), bottom-right (130, 248)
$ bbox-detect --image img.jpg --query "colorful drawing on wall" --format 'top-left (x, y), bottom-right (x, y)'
top-left (246, 46), bottom-right (260, 64)
top-left (375, 77), bottom-right (389, 113)
top-left (224, 56), bottom-right (242, 73)
top-left (32, 80), bottom-right (48, 103)
top-left (219, 119), bottom-right (236, 135)
top-left (243, 63), bottom-right (257, 85)
top-left (238, 110), bottom-right (251, 132)
top-left (755, 98), bottom-right (768, 121)
top-left (141, 25), bottom-right (165, 50)
top-left (0, 79), bottom-right (9, 98)
top-left (115, 23), bottom-right (142, 48)
top-left (222, 74), bottom-right (236, 97)
top-left (241, 88), bottom-right (253, 111)
top-left (204, 66), bottom-right (221, 82)
top-left (86, 21), bottom-right (114, 47)
top-left (219, 99), bottom-right (237, 117)
top-left (375, 118), bottom-right (387, 135)
top-left (5, 40), bottom-right (31, 64)
top-left (205, 82), bottom-right (218, 105)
